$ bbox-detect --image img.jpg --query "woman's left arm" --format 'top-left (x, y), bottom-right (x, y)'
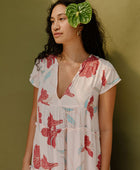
top-left (99, 85), bottom-right (117, 170)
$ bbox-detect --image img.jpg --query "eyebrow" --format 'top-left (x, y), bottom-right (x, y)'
top-left (50, 13), bottom-right (66, 19)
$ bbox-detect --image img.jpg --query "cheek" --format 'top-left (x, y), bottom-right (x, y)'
top-left (63, 23), bottom-right (76, 36)
top-left (68, 28), bottom-right (77, 38)
top-left (63, 20), bottom-right (74, 30)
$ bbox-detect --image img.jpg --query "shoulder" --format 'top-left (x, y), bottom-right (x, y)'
top-left (90, 55), bottom-right (121, 80)
top-left (36, 54), bottom-right (57, 70)
top-left (92, 55), bottom-right (115, 70)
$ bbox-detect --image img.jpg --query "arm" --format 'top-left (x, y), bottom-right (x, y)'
top-left (22, 87), bottom-right (38, 170)
top-left (98, 85), bottom-right (117, 170)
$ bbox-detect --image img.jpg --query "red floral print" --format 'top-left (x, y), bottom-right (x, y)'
top-left (96, 154), bottom-right (101, 170)
top-left (38, 106), bottom-right (42, 123)
top-left (33, 144), bottom-right (58, 169)
top-left (102, 70), bottom-right (107, 86)
top-left (38, 88), bottom-right (49, 105)
top-left (64, 82), bottom-right (75, 97)
top-left (87, 96), bottom-right (94, 119)
top-left (41, 154), bottom-right (58, 169)
top-left (33, 144), bottom-right (40, 169)
top-left (39, 112), bottom-right (42, 123)
top-left (46, 55), bottom-right (55, 68)
top-left (41, 113), bottom-right (63, 148)
top-left (79, 55), bottom-right (99, 78)
top-left (81, 135), bottom-right (93, 157)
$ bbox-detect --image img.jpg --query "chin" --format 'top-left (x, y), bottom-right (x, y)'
top-left (55, 41), bottom-right (63, 44)
top-left (55, 39), bottom-right (64, 44)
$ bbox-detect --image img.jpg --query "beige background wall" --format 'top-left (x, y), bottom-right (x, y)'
top-left (0, 0), bottom-right (139, 169)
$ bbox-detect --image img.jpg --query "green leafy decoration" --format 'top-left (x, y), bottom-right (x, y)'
top-left (66, 1), bottom-right (92, 28)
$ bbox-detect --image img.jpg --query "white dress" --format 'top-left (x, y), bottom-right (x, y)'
top-left (29, 54), bottom-right (121, 170)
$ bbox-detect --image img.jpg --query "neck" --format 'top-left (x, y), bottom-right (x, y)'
top-left (61, 38), bottom-right (90, 64)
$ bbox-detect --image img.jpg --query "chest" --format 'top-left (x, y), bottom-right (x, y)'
top-left (57, 63), bottom-right (81, 99)
top-left (39, 57), bottom-right (101, 106)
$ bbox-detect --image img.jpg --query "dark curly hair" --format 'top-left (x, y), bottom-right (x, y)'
top-left (34, 0), bottom-right (107, 67)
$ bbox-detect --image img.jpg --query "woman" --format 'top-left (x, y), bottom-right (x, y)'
top-left (22, 0), bottom-right (121, 169)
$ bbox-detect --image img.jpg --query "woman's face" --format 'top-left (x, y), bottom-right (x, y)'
top-left (50, 4), bottom-right (80, 44)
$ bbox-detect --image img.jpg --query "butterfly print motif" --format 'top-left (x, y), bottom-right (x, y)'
top-left (96, 154), bottom-right (101, 170)
top-left (41, 113), bottom-right (63, 148)
top-left (33, 144), bottom-right (59, 169)
top-left (64, 82), bottom-right (75, 97)
top-left (87, 96), bottom-right (94, 119)
top-left (46, 55), bottom-right (55, 69)
top-left (38, 88), bottom-right (49, 105)
top-left (79, 55), bottom-right (99, 78)
top-left (81, 135), bottom-right (93, 157)
top-left (102, 70), bottom-right (107, 86)
top-left (41, 154), bottom-right (58, 169)
top-left (33, 144), bottom-right (40, 169)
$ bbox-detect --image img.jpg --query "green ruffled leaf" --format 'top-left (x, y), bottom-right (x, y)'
top-left (66, 1), bottom-right (92, 28)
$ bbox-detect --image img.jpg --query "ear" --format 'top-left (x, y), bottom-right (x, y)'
top-left (77, 23), bottom-right (84, 31)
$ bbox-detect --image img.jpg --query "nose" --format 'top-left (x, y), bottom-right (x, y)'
top-left (52, 21), bottom-right (60, 31)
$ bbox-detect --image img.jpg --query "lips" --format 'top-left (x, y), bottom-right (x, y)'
top-left (54, 33), bottom-right (62, 38)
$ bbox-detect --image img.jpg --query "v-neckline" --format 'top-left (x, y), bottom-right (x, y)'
top-left (54, 54), bottom-right (92, 100)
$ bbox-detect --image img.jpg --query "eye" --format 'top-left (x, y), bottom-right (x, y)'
top-left (50, 20), bottom-right (54, 23)
top-left (59, 18), bottom-right (65, 21)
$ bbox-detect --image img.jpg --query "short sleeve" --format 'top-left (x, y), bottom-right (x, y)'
top-left (99, 61), bottom-right (121, 94)
top-left (29, 58), bottom-right (45, 88)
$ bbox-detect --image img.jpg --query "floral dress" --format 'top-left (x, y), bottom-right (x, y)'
top-left (29, 54), bottom-right (121, 170)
